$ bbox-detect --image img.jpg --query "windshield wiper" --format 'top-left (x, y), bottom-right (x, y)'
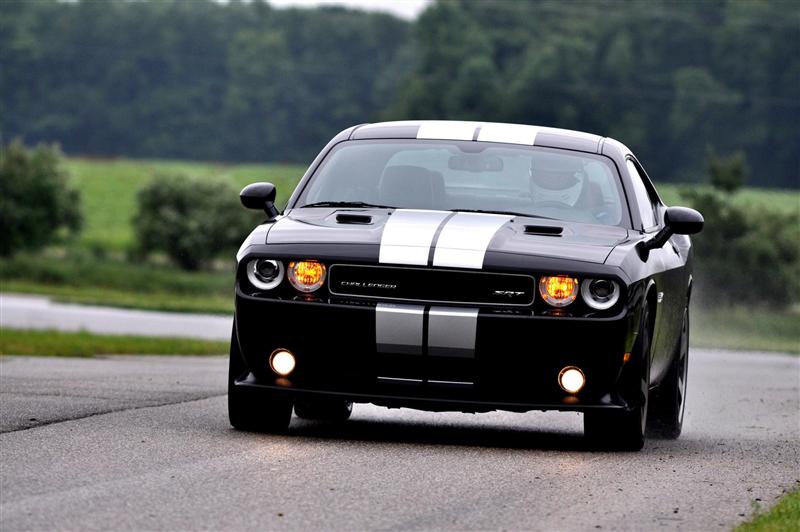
top-left (300, 201), bottom-right (396, 209)
top-left (449, 208), bottom-right (553, 220)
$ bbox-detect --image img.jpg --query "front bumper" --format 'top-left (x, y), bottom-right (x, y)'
top-left (234, 285), bottom-right (640, 413)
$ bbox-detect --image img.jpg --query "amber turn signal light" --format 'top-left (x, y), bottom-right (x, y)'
top-left (288, 260), bottom-right (326, 293)
top-left (539, 275), bottom-right (579, 307)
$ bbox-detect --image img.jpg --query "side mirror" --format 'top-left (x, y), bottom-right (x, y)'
top-left (240, 182), bottom-right (279, 221)
top-left (664, 206), bottom-right (704, 235)
top-left (638, 206), bottom-right (703, 260)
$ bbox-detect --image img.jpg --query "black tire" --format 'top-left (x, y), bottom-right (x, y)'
top-left (648, 307), bottom-right (689, 439)
top-left (295, 397), bottom-right (353, 422)
top-left (584, 304), bottom-right (652, 451)
top-left (228, 325), bottom-right (293, 432)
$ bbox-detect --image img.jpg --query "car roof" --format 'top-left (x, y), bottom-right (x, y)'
top-left (350, 120), bottom-right (607, 154)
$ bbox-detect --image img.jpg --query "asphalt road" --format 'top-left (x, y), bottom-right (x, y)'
top-left (1, 349), bottom-right (798, 531)
top-left (0, 293), bottom-right (231, 340)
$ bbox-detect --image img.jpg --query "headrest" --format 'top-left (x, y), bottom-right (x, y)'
top-left (379, 165), bottom-right (435, 209)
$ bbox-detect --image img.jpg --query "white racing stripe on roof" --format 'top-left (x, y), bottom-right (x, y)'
top-left (433, 212), bottom-right (513, 269)
top-left (379, 209), bottom-right (451, 266)
top-left (477, 123), bottom-right (539, 145)
top-left (416, 121), bottom-right (482, 141)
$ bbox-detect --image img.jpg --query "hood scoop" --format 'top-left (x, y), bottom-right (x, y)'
top-left (336, 213), bottom-right (373, 225)
top-left (524, 225), bottom-right (563, 236)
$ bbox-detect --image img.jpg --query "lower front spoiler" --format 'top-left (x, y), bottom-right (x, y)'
top-left (232, 374), bottom-right (633, 415)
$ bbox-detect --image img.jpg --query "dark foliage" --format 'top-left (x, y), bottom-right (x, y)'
top-left (682, 154), bottom-right (800, 307)
top-left (0, 0), bottom-right (410, 163)
top-left (0, 0), bottom-right (798, 187)
top-left (0, 140), bottom-right (82, 256)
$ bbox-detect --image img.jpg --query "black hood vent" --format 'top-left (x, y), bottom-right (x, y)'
top-left (336, 213), bottom-right (373, 225)
top-left (524, 225), bottom-right (563, 236)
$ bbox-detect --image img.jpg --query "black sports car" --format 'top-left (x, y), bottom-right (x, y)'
top-left (230, 121), bottom-right (703, 450)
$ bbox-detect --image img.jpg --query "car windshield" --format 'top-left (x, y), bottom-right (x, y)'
top-left (296, 139), bottom-right (627, 226)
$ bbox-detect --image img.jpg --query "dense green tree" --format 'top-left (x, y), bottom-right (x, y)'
top-left (0, 0), bottom-right (797, 187)
top-left (0, 0), bottom-right (409, 163)
top-left (0, 140), bottom-right (82, 256)
top-left (388, 0), bottom-right (799, 187)
top-left (132, 174), bottom-right (252, 270)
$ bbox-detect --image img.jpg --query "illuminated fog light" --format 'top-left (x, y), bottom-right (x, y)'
top-left (558, 366), bottom-right (585, 394)
top-left (269, 349), bottom-right (296, 377)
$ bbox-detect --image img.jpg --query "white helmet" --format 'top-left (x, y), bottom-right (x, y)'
top-left (529, 152), bottom-right (585, 207)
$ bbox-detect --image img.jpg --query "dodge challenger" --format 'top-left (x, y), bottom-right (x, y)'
top-left (229, 120), bottom-right (704, 450)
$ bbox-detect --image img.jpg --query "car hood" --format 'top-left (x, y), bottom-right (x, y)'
top-left (264, 208), bottom-right (631, 265)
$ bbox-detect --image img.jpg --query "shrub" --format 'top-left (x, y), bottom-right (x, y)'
top-left (133, 174), bottom-right (254, 270)
top-left (0, 139), bottom-right (82, 256)
top-left (682, 153), bottom-right (800, 307)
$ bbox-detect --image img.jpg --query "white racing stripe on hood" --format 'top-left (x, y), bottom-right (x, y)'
top-left (433, 213), bottom-right (513, 269)
top-left (379, 209), bottom-right (451, 266)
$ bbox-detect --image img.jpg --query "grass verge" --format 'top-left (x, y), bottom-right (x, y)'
top-left (736, 488), bottom-right (800, 532)
top-left (3, 280), bottom-right (233, 314)
top-left (692, 306), bottom-right (799, 354)
top-left (0, 328), bottom-right (227, 357)
top-left (1, 252), bottom-right (234, 314)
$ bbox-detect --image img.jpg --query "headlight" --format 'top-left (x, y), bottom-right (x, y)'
top-left (246, 259), bottom-right (284, 290)
top-left (581, 278), bottom-right (620, 310)
top-left (288, 260), bottom-right (326, 293)
top-left (539, 275), bottom-right (578, 307)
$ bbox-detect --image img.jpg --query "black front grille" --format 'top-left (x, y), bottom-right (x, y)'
top-left (328, 264), bottom-right (534, 306)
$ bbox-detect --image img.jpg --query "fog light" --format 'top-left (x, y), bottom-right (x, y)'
top-left (558, 366), bottom-right (585, 394)
top-left (269, 349), bottom-right (296, 377)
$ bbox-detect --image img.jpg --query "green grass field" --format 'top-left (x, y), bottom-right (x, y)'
top-left (2, 157), bottom-right (798, 354)
top-left (65, 158), bottom-right (306, 251)
top-left (62, 157), bottom-right (798, 252)
top-left (0, 328), bottom-right (227, 357)
top-left (657, 184), bottom-right (799, 215)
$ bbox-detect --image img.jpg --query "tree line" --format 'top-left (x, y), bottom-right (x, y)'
top-left (1, 0), bottom-right (798, 187)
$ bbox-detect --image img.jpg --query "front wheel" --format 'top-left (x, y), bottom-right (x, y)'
top-left (584, 406), bottom-right (646, 451)
top-left (648, 307), bottom-right (689, 439)
top-left (584, 304), bottom-right (652, 451)
top-left (228, 324), bottom-right (293, 432)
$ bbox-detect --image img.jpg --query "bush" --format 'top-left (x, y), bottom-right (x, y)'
top-left (0, 139), bottom-right (82, 256)
top-left (682, 153), bottom-right (800, 307)
top-left (133, 174), bottom-right (254, 270)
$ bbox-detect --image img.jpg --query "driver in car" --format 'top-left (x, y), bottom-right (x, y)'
top-left (529, 152), bottom-right (585, 206)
